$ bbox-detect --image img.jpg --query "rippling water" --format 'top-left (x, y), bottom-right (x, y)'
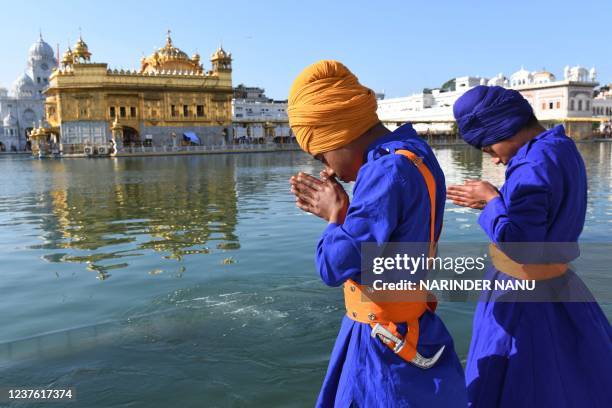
top-left (0, 143), bottom-right (610, 407)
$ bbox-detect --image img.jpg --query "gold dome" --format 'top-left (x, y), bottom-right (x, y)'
top-left (73, 36), bottom-right (91, 62)
top-left (210, 45), bottom-right (232, 72)
top-left (157, 33), bottom-right (189, 60)
top-left (62, 47), bottom-right (74, 65)
top-left (74, 38), bottom-right (87, 53)
top-left (211, 45), bottom-right (230, 60)
top-left (532, 70), bottom-right (556, 83)
top-left (140, 30), bottom-right (202, 74)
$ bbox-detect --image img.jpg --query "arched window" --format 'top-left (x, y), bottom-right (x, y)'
top-left (578, 100), bottom-right (583, 111)
top-left (570, 99), bottom-right (575, 110)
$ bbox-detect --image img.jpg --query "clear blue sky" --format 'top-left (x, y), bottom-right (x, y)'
top-left (1, 0), bottom-right (609, 99)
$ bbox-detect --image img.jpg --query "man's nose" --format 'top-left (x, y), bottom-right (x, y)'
top-left (491, 157), bottom-right (502, 165)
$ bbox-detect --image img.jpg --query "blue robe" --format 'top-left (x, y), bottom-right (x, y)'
top-left (467, 125), bottom-right (612, 407)
top-left (315, 124), bottom-right (467, 407)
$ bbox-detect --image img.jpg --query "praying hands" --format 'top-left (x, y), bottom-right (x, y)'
top-left (447, 180), bottom-right (500, 210)
top-left (290, 171), bottom-right (349, 224)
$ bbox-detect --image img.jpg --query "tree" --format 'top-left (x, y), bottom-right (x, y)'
top-left (441, 79), bottom-right (456, 92)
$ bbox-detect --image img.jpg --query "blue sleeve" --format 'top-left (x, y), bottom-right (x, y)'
top-left (315, 156), bottom-right (413, 287)
top-left (479, 162), bottom-right (550, 243)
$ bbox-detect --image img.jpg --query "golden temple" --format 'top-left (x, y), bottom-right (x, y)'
top-left (32, 31), bottom-right (233, 157)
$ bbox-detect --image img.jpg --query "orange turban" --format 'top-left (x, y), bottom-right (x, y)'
top-left (287, 60), bottom-right (379, 155)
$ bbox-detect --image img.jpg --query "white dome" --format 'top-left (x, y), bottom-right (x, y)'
top-left (510, 67), bottom-right (533, 86)
top-left (11, 73), bottom-right (36, 97)
top-left (566, 66), bottom-right (589, 82)
top-left (511, 67), bottom-right (531, 78)
top-left (3, 112), bottom-right (17, 127)
top-left (29, 35), bottom-right (55, 60)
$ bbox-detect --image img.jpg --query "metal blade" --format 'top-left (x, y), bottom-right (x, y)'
top-left (410, 345), bottom-right (445, 369)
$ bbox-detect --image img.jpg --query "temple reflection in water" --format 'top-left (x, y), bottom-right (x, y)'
top-left (30, 155), bottom-right (240, 279)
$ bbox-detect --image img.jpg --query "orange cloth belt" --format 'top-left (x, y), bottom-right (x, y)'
top-left (489, 244), bottom-right (568, 280)
top-left (344, 148), bottom-right (438, 362)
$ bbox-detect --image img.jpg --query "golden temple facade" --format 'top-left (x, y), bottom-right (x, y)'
top-left (34, 31), bottom-right (233, 156)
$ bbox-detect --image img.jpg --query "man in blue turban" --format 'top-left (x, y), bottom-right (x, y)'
top-left (448, 85), bottom-right (612, 407)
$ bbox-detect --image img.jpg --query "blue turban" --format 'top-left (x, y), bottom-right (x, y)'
top-left (453, 85), bottom-right (534, 149)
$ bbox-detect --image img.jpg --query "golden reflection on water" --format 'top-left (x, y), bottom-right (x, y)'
top-left (31, 156), bottom-right (240, 279)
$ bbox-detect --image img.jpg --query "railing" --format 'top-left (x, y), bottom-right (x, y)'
top-left (29, 143), bottom-right (300, 157)
top-left (116, 143), bottom-right (299, 155)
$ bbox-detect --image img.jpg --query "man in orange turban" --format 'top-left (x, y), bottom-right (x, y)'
top-left (288, 61), bottom-right (466, 407)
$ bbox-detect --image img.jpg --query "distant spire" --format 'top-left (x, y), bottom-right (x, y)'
top-left (166, 29), bottom-right (172, 46)
top-left (39, 28), bottom-right (43, 40)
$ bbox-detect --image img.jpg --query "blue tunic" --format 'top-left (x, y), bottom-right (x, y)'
top-left (468, 125), bottom-right (612, 407)
top-left (315, 124), bottom-right (467, 407)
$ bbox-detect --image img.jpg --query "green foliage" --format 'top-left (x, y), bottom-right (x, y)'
top-left (441, 79), bottom-right (456, 92)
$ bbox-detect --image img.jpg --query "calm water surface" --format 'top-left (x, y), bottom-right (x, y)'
top-left (1, 143), bottom-right (611, 407)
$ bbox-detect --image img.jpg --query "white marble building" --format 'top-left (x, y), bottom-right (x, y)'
top-left (377, 65), bottom-right (601, 139)
top-left (593, 86), bottom-right (612, 136)
top-left (593, 85), bottom-right (612, 118)
top-left (377, 76), bottom-right (485, 134)
top-left (0, 35), bottom-right (58, 151)
top-left (231, 85), bottom-right (291, 142)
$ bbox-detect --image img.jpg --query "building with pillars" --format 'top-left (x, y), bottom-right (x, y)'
top-left (231, 85), bottom-right (292, 143)
top-left (0, 34), bottom-right (57, 152)
top-left (32, 31), bottom-right (233, 157)
top-left (593, 85), bottom-right (612, 119)
top-left (377, 65), bottom-right (602, 139)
